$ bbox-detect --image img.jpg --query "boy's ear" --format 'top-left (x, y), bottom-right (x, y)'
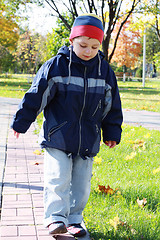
top-left (69, 39), bottom-right (73, 45)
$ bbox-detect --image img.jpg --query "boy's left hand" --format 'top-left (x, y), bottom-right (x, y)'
top-left (105, 140), bottom-right (117, 148)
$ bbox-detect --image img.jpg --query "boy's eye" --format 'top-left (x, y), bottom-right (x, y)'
top-left (80, 45), bottom-right (86, 48)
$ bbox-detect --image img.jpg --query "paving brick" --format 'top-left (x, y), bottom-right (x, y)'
top-left (17, 207), bottom-right (33, 216)
top-left (2, 200), bottom-right (32, 209)
top-left (17, 194), bottom-right (31, 201)
top-left (18, 225), bottom-right (36, 236)
top-left (1, 208), bottom-right (17, 217)
top-left (0, 237), bottom-right (37, 240)
top-left (1, 226), bottom-right (18, 237)
top-left (2, 194), bottom-right (17, 202)
top-left (1, 215), bottom-right (34, 226)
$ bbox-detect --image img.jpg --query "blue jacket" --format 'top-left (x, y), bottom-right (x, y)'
top-left (11, 46), bottom-right (123, 159)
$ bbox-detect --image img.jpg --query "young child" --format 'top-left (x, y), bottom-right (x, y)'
top-left (11, 14), bottom-right (123, 237)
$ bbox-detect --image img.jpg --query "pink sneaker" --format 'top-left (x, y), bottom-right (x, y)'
top-left (67, 224), bottom-right (86, 237)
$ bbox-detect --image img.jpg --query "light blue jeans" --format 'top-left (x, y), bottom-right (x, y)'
top-left (43, 148), bottom-right (93, 227)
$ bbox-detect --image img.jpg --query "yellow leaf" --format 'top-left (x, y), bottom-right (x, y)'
top-left (144, 133), bottom-right (151, 139)
top-left (33, 149), bottom-right (41, 155)
top-left (153, 167), bottom-right (160, 174)
top-left (94, 156), bottom-right (102, 164)
top-left (109, 215), bottom-right (120, 230)
top-left (125, 151), bottom-right (136, 160)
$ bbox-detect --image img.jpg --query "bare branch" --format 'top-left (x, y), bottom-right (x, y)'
top-left (155, 14), bottom-right (160, 41)
top-left (44, 0), bottom-right (72, 29)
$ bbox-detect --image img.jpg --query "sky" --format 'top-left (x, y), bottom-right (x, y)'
top-left (19, 3), bottom-right (57, 35)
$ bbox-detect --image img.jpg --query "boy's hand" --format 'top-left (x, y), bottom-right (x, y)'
top-left (13, 130), bottom-right (20, 139)
top-left (105, 140), bottom-right (117, 148)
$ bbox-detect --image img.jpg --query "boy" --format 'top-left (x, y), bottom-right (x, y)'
top-left (11, 14), bottom-right (123, 237)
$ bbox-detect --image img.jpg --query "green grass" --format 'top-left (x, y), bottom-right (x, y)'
top-left (1, 74), bottom-right (160, 239)
top-left (84, 124), bottom-right (160, 239)
top-left (0, 74), bottom-right (33, 98)
top-left (118, 79), bottom-right (160, 112)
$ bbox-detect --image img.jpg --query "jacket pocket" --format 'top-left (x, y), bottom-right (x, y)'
top-left (48, 121), bottom-right (67, 141)
top-left (92, 99), bottom-right (102, 117)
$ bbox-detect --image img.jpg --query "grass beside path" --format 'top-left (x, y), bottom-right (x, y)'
top-left (0, 74), bottom-right (33, 99)
top-left (84, 124), bottom-right (160, 240)
top-left (118, 79), bottom-right (160, 112)
top-left (1, 73), bottom-right (160, 239)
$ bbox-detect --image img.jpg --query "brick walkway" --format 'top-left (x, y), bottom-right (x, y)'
top-left (1, 124), bottom-right (49, 239)
top-left (0, 97), bottom-right (90, 240)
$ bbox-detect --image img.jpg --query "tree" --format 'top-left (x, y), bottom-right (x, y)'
top-left (13, 30), bottom-right (45, 73)
top-left (144, 27), bottom-right (160, 75)
top-left (40, 0), bottom-right (141, 62)
top-left (44, 14), bottom-right (71, 61)
top-left (0, 1), bottom-right (19, 50)
top-left (111, 19), bottom-right (142, 78)
top-left (139, 0), bottom-right (160, 41)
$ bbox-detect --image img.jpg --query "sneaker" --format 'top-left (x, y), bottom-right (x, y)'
top-left (48, 221), bottom-right (67, 235)
top-left (67, 223), bottom-right (86, 237)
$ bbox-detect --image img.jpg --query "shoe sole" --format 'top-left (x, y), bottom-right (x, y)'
top-left (49, 226), bottom-right (67, 235)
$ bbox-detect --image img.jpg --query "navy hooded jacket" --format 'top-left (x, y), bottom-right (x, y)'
top-left (11, 46), bottom-right (123, 159)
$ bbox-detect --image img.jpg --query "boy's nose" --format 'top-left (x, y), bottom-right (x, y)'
top-left (85, 48), bottom-right (91, 54)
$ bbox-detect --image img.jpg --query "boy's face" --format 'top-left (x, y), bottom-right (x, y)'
top-left (70, 36), bottom-right (100, 61)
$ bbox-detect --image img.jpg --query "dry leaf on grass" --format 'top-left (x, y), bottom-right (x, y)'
top-left (98, 185), bottom-right (119, 195)
top-left (109, 215), bottom-right (136, 234)
top-left (136, 197), bottom-right (147, 208)
top-left (94, 156), bottom-right (102, 164)
top-left (153, 167), bottom-right (160, 174)
top-left (125, 151), bottom-right (136, 160)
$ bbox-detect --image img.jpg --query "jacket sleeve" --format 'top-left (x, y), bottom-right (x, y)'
top-left (11, 59), bottom-right (57, 133)
top-left (101, 66), bottom-right (123, 144)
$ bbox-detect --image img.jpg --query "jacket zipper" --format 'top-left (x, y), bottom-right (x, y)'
top-left (48, 121), bottom-right (67, 141)
top-left (92, 99), bottom-right (102, 117)
top-left (78, 67), bottom-right (87, 155)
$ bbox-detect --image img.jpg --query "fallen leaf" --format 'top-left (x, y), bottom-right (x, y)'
top-left (144, 133), bottom-right (151, 139)
top-left (153, 167), bottom-right (160, 174)
top-left (137, 197), bottom-right (147, 207)
top-left (109, 215), bottom-right (120, 230)
top-left (128, 139), bottom-right (146, 151)
top-left (33, 150), bottom-right (41, 155)
top-left (125, 151), bottom-right (136, 160)
top-left (98, 185), bottom-right (118, 195)
top-left (94, 156), bottom-right (102, 164)
top-left (30, 161), bottom-right (42, 165)
top-left (109, 215), bottom-right (136, 234)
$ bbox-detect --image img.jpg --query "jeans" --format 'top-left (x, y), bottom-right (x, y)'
top-left (43, 148), bottom-right (93, 227)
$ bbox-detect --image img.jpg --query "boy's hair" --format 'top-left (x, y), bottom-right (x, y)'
top-left (69, 13), bottom-right (104, 44)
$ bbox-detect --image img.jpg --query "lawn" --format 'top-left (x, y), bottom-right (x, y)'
top-left (0, 74), bottom-right (33, 99)
top-left (84, 124), bottom-right (160, 239)
top-left (118, 79), bottom-right (160, 112)
top-left (0, 73), bottom-right (160, 239)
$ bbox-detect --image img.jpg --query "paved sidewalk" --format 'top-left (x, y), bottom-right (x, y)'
top-left (0, 97), bottom-right (160, 239)
top-left (0, 97), bottom-right (90, 240)
top-left (123, 109), bottom-right (160, 131)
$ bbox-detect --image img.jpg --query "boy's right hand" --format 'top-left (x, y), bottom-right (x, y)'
top-left (13, 130), bottom-right (20, 139)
